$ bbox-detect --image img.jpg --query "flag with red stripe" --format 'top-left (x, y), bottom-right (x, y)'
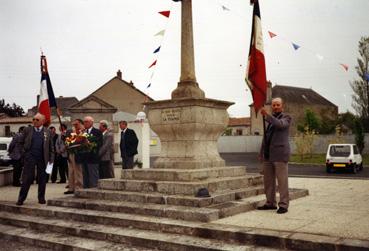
top-left (39, 55), bottom-right (57, 126)
top-left (245, 1), bottom-right (267, 114)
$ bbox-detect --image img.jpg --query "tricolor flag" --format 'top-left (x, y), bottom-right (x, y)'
top-left (39, 55), bottom-right (57, 126)
top-left (245, 0), bottom-right (267, 113)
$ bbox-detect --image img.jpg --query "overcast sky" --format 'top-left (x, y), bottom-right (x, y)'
top-left (1, 0), bottom-right (368, 117)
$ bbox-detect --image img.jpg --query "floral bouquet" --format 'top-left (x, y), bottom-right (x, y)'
top-left (65, 132), bottom-right (97, 154)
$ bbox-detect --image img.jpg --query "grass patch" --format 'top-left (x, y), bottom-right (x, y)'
top-left (290, 154), bottom-right (369, 165)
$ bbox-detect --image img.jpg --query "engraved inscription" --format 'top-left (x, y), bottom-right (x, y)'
top-left (162, 108), bottom-right (181, 122)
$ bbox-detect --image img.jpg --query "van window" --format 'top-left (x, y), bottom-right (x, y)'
top-left (353, 145), bottom-right (359, 154)
top-left (329, 145), bottom-right (350, 157)
top-left (0, 143), bottom-right (7, 151)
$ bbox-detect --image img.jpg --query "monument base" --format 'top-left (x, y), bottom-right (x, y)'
top-left (145, 97), bottom-right (234, 169)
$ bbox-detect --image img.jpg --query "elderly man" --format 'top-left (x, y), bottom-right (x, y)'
top-left (258, 97), bottom-right (291, 214)
top-left (16, 113), bottom-right (54, 205)
top-left (8, 126), bottom-right (25, 186)
top-left (81, 116), bottom-right (102, 188)
top-left (98, 120), bottom-right (115, 179)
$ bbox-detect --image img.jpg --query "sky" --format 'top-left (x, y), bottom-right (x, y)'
top-left (0, 0), bottom-right (368, 117)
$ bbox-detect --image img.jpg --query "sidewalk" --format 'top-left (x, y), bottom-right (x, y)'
top-left (1, 170), bottom-right (368, 247)
top-left (216, 177), bottom-right (369, 241)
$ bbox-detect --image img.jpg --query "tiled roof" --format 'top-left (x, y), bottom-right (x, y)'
top-left (228, 117), bottom-right (251, 127)
top-left (0, 116), bottom-right (33, 124)
top-left (272, 85), bottom-right (337, 107)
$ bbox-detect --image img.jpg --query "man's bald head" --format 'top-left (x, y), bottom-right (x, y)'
top-left (83, 116), bottom-right (94, 129)
top-left (271, 97), bottom-right (284, 113)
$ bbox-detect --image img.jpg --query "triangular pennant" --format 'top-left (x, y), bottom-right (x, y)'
top-left (159, 11), bottom-right (170, 18)
top-left (154, 30), bottom-right (166, 36)
top-left (147, 83), bottom-right (151, 88)
top-left (292, 43), bottom-right (300, 50)
top-left (222, 5), bottom-right (230, 11)
top-left (365, 73), bottom-right (369, 81)
top-left (148, 60), bottom-right (157, 68)
top-left (339, 63), bottom-right (348, 71)
top-left (268, 31), bottom-right (277, 38)
top-left (150, 72), bottom-right (154, 79)
top-left (153, 46), bottom-right (161, 54)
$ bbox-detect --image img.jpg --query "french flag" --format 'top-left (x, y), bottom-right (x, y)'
top-left (245, 0), bottom-right (267, 113)
top-left (39, 55), bottom-right (57, 126)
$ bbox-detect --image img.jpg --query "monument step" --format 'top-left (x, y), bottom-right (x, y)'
top-left (0, 222), bottom-right (152, 251)
top-left (47, 196), bottom-right (220, 222)
top-left (76, 185), bottom-right (265, 208)
top-left (0, 211), bottom-right (255, 251)
top-left (98, 175), bottom-right (263, 195)
top-left (120, 166), bottom-right (248, 181)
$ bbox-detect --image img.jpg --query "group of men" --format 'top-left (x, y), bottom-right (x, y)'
top-left (9, 97), bottom-right (291, 214)
top-left (8, 113), bottom-right (138, 206)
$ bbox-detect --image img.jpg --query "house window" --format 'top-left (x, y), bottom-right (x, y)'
top-left (5, 126), bottom-right (10, 137)
top-left (236, 129), bottom-right (243, 136)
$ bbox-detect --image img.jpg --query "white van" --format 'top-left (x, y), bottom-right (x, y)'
top-left (0, 137), bottom-right (12, 166)
top-left (326, 144), bottom-right (363, 174)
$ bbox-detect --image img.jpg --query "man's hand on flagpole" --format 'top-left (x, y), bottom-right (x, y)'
top-left (260, 107), bottom-right (268, 117)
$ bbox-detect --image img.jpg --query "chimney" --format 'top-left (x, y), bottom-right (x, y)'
top-left (117, 70), bottom-right (122, 80)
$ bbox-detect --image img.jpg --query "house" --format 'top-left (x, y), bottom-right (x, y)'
top-left (227, 117), bottom-right (251, 136)
top-left (250, 84), bottom-right (338, 135)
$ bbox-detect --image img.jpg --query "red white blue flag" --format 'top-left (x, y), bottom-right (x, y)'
top-left (245, 0), bottom-right (267, 113)
top-left (39, 55), bottom-right (57, 126)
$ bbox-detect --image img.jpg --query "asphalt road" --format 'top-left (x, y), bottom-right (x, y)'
top-left (220, 152), bottom-right (369, 179)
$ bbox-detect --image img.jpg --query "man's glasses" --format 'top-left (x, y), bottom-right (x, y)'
top-left (32, 118), bottom-right (40, 121)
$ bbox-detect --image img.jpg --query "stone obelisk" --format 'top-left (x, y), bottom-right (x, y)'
top-left (145, 0), bottom-right (233, 169)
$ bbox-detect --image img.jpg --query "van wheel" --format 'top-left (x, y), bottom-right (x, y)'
top-left (352, 164), bottom-right (357, 174)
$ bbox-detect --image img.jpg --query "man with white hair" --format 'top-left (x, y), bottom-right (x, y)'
top-left (16, 113), bottom-right (54, 205)
top-left (80, 116), bottom-right (102, 188)
top-left (98, 120), bottom-right (115, 179)
top-left (258, 97), bottom-right (291, 214)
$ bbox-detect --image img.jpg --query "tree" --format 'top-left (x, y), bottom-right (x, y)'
top-left (350, 36), bottom-right (369, 132)
top-left (297, 109), bottom-right (320, 133)
top-left (0, 99), bottom-right (25, 117)
top-left (353, 118), bottom-right (365, 154)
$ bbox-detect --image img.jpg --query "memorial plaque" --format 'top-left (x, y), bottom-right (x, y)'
top-left (161, 108), bottom-right (181, 123)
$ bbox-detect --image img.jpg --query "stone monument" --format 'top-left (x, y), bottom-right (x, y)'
top-left (145, 0), bottom-right (233, 170)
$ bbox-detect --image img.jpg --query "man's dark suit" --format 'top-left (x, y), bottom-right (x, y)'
top-left (99, 130), bottom-right (115, 179)
top-left (120, 128), bottom-right (138, 169)
top-left (17, 126), bottom-right (54, 204)
top-left (79, 127), bottom-right (102, 188)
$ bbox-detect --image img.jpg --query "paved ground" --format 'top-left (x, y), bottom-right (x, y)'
top-left (216, 177), bottom-right (369, 241)
top-left (1, 167), bottom-right (369, 249)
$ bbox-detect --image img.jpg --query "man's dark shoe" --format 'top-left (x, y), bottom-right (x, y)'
top-left (257, 204), bottom-right (277, 210)
top-left (277, 207), bottom-right (288, 214)
top-left (39, 199), bottom-right (46, 204)
top-left (16, 201), bottom-right (23, 206)
top-left (64, 190), bottom-right (74, 195)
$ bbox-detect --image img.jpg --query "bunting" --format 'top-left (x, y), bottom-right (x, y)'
top-left (365, 73), bottom-right (369, 81)
top-left (148, 60), bottom-right (157, 68)
top-left (268, 31), bottom-right (277, 38)
top-left (292, 43), bottom-right (300, 50)
top-left (159, 11), bottom-right (170, 18)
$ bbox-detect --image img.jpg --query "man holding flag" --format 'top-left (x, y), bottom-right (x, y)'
top-left (245, 1), bottom-right (291, 214)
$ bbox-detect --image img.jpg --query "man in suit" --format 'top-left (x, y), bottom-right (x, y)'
top-left (16, 113), bottom-right (54, 205)
top-left (119, 120), bottom-right (138, 169)
top-left (8, 126), bottom-right (25, 187)
top-left (258, 97), bottom-right (291, 214)
top-left (81, 116), bottom-right (102, 188)
top-left (55, 124), bottom-right (69, 183)
top-left (49, 126), bottom-right (59, 183)
top-left (98, 120), bottom-right (115, 179)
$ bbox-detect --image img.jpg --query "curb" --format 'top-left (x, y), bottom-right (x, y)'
top-left (205, 223), bottom-right (369, 251)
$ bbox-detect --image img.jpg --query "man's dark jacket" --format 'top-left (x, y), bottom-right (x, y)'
top-left (120, 128), bottom-right (138, 157)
